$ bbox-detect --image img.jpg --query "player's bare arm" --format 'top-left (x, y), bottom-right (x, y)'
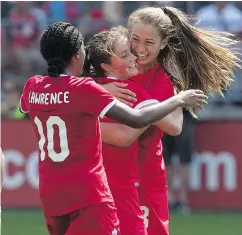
top-left (154, 107), bottom-right (183, 136)
top-left (106, 90), bottom-right (207, 129)
top-left (101, 107), bottom-right (182, 147)
top-left (101, 109), bottom-right (182, 147)
top-left (101, 122), bottom-right (148, 147)
top-left (102, 82), bottom-right (184, 136)
top-left (102, 91), bottom-right (205, 146)
top-left (101, 101), bottom-right (159, 147)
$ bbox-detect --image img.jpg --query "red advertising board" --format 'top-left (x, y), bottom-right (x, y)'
top-left (1, 120), bottom-right (242, 209)
top-left (1, 120), bottom-right (41, 207)
top-left (188, 121), bottom-right (242, 210)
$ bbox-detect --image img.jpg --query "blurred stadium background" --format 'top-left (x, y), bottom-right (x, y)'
top-left (1, 1), bottom-right (242, 235)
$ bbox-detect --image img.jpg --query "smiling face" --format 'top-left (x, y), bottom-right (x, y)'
top-left (128, 7), bottom-right (172, 72)
top-left (102, 35), bottom-right (138, 80)
top-left (130, 23), bottom-right (165, 68)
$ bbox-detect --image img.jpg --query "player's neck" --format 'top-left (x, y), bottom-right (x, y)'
top-left (64, 67), bottom-right (79, 77)
top-left (105, 72), bottom-right (119, 80)
top-left (138, 60), bottom-right (158, 74)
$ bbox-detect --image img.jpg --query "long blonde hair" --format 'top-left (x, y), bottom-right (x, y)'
top-left (128, 6), bottom-right (241, 96)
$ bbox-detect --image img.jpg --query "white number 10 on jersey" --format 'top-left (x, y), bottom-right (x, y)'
top-left (34, 116), bottom-right (70, 162)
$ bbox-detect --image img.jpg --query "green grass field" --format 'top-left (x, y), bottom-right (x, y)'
top-left (2, 210), bottom-right (242, 235)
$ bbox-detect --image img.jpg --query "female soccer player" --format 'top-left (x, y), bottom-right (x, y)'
top-left (101, 6), bottom-right (241, 235)
top-left (19, 22), bottom-right (207, 235)
top-left (84, 26), bottom-right (207, 235)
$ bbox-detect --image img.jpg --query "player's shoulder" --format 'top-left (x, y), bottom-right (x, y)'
top-left (27, 75), bottom-right (44, 82)
top-left (69, 76), bottom-right (96, 87)
top-left (96, 77), bottom-right (110, 85)
top-left (99, 77), bottom-right (145, 94)
top-left (69, 76), bottom-right (107, 96)
top-left (125, 79), bottom-right (148, 95)
top-left (125, 79), bottom-right (141, 88)
top-left (155, 67), bottom-right (172, 83)
top-left (155, 66), bottom-right (169, 78)
top-left (23, 75), bottom-right (45, 88)
top-left (96, 76), bottom-right (138, 86)
top-left (97, 77), bottom-right (128, 86)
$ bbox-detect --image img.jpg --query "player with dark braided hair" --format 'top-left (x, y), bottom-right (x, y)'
top-left (19, 22), bottom-right (207, 235)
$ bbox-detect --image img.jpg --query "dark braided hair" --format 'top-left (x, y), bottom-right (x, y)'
top-left (40, 22), bottom-right (83, 77)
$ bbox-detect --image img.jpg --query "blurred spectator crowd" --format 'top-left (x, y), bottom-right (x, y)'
top-left (1, 1), bottom-right (242, 120)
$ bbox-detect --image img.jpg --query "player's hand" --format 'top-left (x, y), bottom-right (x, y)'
top-left (101, 82), bottom-right (137, 107)
top-left (176, 90), bottom-right (208, 109)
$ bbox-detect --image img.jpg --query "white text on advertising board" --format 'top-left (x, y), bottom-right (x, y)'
top-left (3, 150), bottom-right (39, 190)
top-left (189, 152), bottom-right (237, 191)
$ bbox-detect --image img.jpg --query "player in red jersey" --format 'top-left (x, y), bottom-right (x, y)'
top-left (19, 22), bottom-right (207, 235)
top-left (84, 26), bottom-right (154, 235)
top-left (129, 65), bottom-right (174, 235)
top-left (83, 26), bottom-right (209, 235)
top-left (96, 29), bottom-right (181, 235)
top-left (101, 6), bottom-right (241, 235)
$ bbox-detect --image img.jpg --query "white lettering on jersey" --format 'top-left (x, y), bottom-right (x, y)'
top-left (29, 92), bottom-right (70, 105)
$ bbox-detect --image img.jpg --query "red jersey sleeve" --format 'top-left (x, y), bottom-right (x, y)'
top-left (19, 77), bottom-right (33, 113)
top-left (77, 78), bottom-right (117, 118)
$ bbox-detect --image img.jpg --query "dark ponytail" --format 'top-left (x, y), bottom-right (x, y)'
top-left (82, 46), bottom-right (92, 77)
top-left (84, 31), bottom-right (111, 78)
top-left (47, 57), bottom-right (65, 77)
top-left (82, 44), bottom-right (106, 79)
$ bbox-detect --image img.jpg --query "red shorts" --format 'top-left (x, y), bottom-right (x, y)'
top-left (139, 189), bottom-right (169, 235)
top-left (111, 186), bottom-right (147, 235)
top-left (45, 202), bottom-right (120, 235)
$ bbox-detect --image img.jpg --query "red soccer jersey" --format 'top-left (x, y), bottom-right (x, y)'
top-left (98, 77), bottom-right (158, 190)
top-left (20, 75), bottom-right (118, 216)
top-left (130, 65), bottom-right (174, 190)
